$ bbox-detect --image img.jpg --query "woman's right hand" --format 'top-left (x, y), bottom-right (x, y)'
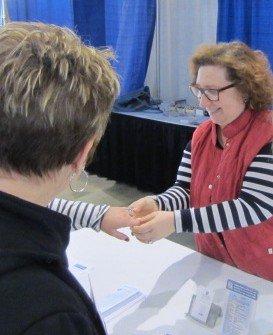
top-left (129, 197), bottom-right (159, 218)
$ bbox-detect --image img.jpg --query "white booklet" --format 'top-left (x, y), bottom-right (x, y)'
top-left (69, 260), bottom-right (94, 300)
top-left (69, 261), bottom-right (145, 321)
top-left (97, 285), bottom-right (146, 322)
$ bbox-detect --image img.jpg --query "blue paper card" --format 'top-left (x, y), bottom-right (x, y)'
top-left (221, 280), bottom-right (258, 335)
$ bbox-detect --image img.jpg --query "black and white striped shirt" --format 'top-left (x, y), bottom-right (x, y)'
top-left (48, 199), bottom-right (109, 231)
top-left (156, 142), bottom-right (273, 234)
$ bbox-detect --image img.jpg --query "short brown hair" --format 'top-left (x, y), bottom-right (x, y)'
top-left (0, 22), bottom-right (119, 176)
top-left (189, 41), bottom-right (273, 111)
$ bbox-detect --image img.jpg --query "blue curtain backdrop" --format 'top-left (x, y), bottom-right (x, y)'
top-left (217, 0), bottom-right (273, 68)
top-left (73, 0), bottom-right (156, 94)
top-left (8, 0), bottom-right (74, 29)
top-left (7, 0), bottom-right (156, 95)
top-left (105, 0), bottom-right (156, 95)
top-left (73, 0), bottom-right (105, 47)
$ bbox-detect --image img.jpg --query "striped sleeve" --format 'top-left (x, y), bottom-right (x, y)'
top-left (156, 141), bottom-right (191, 211)
top-left (48, 198), bottom-right (109, 232)
top-left (174, 143), bottom-right (273, 234)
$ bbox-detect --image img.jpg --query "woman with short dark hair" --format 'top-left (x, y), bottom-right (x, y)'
top-left (0, 21), bottom-right (120, 334)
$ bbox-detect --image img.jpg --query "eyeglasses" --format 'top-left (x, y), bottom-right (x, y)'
top-left (189, 83), bottom-right (236, 101)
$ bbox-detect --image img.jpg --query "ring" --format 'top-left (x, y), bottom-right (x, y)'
top-left (127, 207), bottom-right (134, 217)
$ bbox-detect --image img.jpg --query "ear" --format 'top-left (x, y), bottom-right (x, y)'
top-left (72, 137), bottom-right (95, 172)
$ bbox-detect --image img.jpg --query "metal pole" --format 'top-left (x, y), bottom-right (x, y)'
top-left (1, 0), bottom-right (10, 26)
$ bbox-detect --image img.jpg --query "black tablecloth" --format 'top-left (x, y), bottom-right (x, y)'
top-left (87, 112), bottom-right (195, 193)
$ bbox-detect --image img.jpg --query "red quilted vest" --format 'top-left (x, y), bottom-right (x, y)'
top-left (190, 109), bottom-right (273, 280)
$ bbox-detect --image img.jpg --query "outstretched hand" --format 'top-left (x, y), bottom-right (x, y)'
top-left (131, 211), bottom-right (175, 244)
top-left (101, 207), bottom-right (140, 241)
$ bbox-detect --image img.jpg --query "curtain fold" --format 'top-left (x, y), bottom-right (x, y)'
top-left (145, 0), bottom-right (218, 103)
top-left (73, 0), bottom-right (105, 46)
top-left (105, 0), bottom-right (156, 95)
top-left (217, 0), bottom-right (273, 68)
top-left (8, 0), bottom-right (74, 28)
top-left (7, 0), bottom-right (156, 96)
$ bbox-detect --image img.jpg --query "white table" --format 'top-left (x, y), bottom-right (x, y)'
top-left (112, 109), bottom-right (209, 127)
top-left (67, 229), bottom-right (273, 335)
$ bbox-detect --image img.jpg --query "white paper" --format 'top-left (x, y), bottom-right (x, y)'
top-left (69, 260), bottom-right (94, 299)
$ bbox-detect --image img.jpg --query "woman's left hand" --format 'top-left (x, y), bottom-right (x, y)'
top-left (101, 207), bottom-right (140, 241)
top-left (131, 211), bottom-right (175, 244)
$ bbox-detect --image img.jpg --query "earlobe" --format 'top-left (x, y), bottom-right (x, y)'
top-left (73, 137), bottom-right (95, 172)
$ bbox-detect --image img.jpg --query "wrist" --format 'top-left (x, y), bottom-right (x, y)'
top-left (168, 211), bottom-right (176, 234)
top-left (99, 206), bottom-right (111, 231)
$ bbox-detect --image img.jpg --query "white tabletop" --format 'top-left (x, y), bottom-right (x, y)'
top-left (67, 228), bottom-right (273, 335)
top-left (112, 109), bottom-right (209, 127)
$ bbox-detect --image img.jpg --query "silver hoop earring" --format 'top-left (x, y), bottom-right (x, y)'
top-left (69, 169), bottom-right (89, 193)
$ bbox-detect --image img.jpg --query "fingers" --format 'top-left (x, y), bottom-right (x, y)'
top-left (131, 205), bottom-right (142, 215)
top-left (126, 215), bottom-right (141, 227)
top-left (128, 216), bottom-right (142, 227)
top-left (107, 229), bottom-right (130, 242)
top-left (129, 200), bottom-right (138, 208)
top-left (125, 207), bottom-right (141, 226)
top-left (138, 212), bottom-right (156, 224)
top-left (134, 235), bottom-right (154, 244)
top-left (128, 200), bottom-right (141, 213)
top-left (128, 205), bottom-right (144, 219)
top-left (128, 197), bottom-right (149, 217)
top-left (132, 227), bottom-right (154, 243)
top-left (131, 212), bottom-right (156, 234)
top-left (130, 212), bottom-right (160, 243)
top-left (126, 207), bottom-right (135, 217)
top-left (133, 229), bottom-right (156, 244)
top-left (131, 216), bottom-right (156, 243)
top-left (131, 221), bottom-right (154, 234)
top-left (129, 214), bottom-right (157, 243)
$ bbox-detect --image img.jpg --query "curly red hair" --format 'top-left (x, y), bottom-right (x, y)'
top-left (189, 41), bottom-right (273, 111)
